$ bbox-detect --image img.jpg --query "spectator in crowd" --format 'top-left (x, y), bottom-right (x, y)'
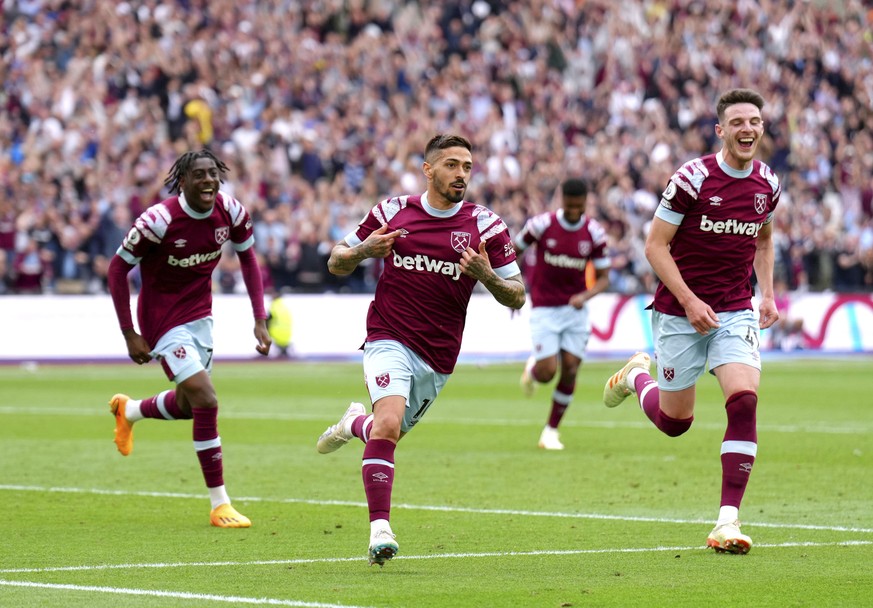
top-left (11, 234), bottom-right (49, 294)
top-left (0, 199), bottom-right (16, 286)
top-left (769, 277), bottom-right (807, 351)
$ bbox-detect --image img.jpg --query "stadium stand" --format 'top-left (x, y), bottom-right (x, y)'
top-left (1, 0), bottom-right (871, 295)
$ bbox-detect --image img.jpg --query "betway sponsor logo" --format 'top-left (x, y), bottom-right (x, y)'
top-left (544, 251), bottom-right (587, 271)
top-left (699, 215), bottom-right (763, 237)
top-left (393, 251), bottom-right (462, 280)
top-left (168, 249), bottom-right (222, 267)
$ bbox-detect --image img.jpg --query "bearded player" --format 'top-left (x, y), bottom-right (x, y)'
top-left (316, 134), bottom-right (526, 565)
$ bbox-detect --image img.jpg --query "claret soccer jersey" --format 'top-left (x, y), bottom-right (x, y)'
top-left (345, 193), bottom-right (520, 374)
top-left (116, 191), bottom-right (255, 347)
top-left (653, 151), bottom-right (781, 316)
top-left (513, 209), bottom-right (610, 308)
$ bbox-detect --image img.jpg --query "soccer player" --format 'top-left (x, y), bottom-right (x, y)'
top-left (514, 178), bottom-right (610, 450)
top-left (316, 134), bottom-right (526, 565)
top-left (602, 89), bottom-right (780, 554)
top-left (106, 149), bottom-right (271, 528)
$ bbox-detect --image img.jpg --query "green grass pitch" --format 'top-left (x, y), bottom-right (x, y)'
top-left (0, 357), bottom-right (870, 607)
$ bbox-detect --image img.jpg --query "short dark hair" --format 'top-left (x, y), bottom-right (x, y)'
top-left (424, 134), bottom-right (472, 163)
top-left (163, 148), bottom-right (229, 194)
top-left (716, 88), bottom-right (765, 122)
top-left (561, 178), bottom-right (588, 197)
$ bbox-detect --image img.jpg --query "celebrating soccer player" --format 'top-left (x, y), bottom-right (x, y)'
top-left (316, 134), bottom-right (526, 565)
top-left (514, 178), bottom-right (611, 450)
top-left (602, 89), bottom-right (781, 554)
top-left (106, 149), bottom-right (271, 528)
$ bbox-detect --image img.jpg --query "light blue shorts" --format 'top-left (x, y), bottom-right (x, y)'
top-left (151, 317), bottom-right (214, 383)
top-left (529, 305), bottom-right (591, 360)
top-left (362, 340), bottom-right (450, 433)
top-left (652, 309), bottom-right (761, 391)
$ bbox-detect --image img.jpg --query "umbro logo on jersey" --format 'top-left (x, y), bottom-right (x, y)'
top-left (174, 239), bottom-right (187, 248)
top-left (709, 197), bottom-right (722, 206)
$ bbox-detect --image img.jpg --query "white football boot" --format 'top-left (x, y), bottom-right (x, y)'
top-left (706, 520), bottom-right (752, 554)
top-left (602, 352), bottom-right (651, 408)
top-left (316, 402), bottom-right (365, 454)
top-left (368, 522), bottom-right (399, 566)
top-left (519, 356), bottom-right (536, 397)
top-left (537, 426), bottom-right (564, 450)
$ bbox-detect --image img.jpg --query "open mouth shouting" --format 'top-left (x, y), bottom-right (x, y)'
top-left (198, 185), bottom-right (217, 203)
top-left (737, 136), bottom-right (756, 151)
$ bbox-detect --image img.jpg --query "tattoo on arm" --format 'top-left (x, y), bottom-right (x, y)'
top-left (327, 243), bottom-right (364, 276)
top-left (481, 273), bottom-right (525, 309)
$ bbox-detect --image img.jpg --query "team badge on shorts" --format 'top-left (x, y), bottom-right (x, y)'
top-left (174, 346), bottom-right (187, 360)
top-left (451, 231), bottom-right (471, 253)
top-left (375, 372), bottom-right (390, 388)
top-left (663, 367), bottom-right (675, 382)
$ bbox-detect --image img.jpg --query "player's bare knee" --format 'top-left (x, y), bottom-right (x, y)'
top-left (370, 420), bottom-right (402, 443)
top-left (179, 384), bottom-right (218, 410)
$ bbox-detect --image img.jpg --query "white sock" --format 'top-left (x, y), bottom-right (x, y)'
top-left (717, 505), bottom-right (739, 526)
top-left (626, 368), bottom-right (645, 391)
top-left (370, 518), bottom-right (391, 536)
top-left (126, 399), bottom-right (144, 422)
top-left (209, 485), bottom-right (231, 510)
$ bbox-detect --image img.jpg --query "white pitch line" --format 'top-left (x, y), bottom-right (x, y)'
top-left (0, 405), bottom-right (869, 435)
top-left (0, 580), bottom-right (372, 608)
top-left (2, 484), bottom-right (872, 534)
top-left (1, 541), bottom-right (871, 575)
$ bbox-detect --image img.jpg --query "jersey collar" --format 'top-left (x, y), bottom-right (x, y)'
top-left (178, 191), bottom-right (215, 219)
top-left (716, 150), bottom-right (754, 179)
top-left (421, 191), bottom-right (462, 218)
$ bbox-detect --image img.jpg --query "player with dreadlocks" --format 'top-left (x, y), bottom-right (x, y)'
top-left (162, 149), bottom-right (229, 194)
top-left (106, 148), bottom-right (272, 528)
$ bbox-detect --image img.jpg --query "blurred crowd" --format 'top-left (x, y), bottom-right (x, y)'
top-left (1, 0), bottom-right (872, 297)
